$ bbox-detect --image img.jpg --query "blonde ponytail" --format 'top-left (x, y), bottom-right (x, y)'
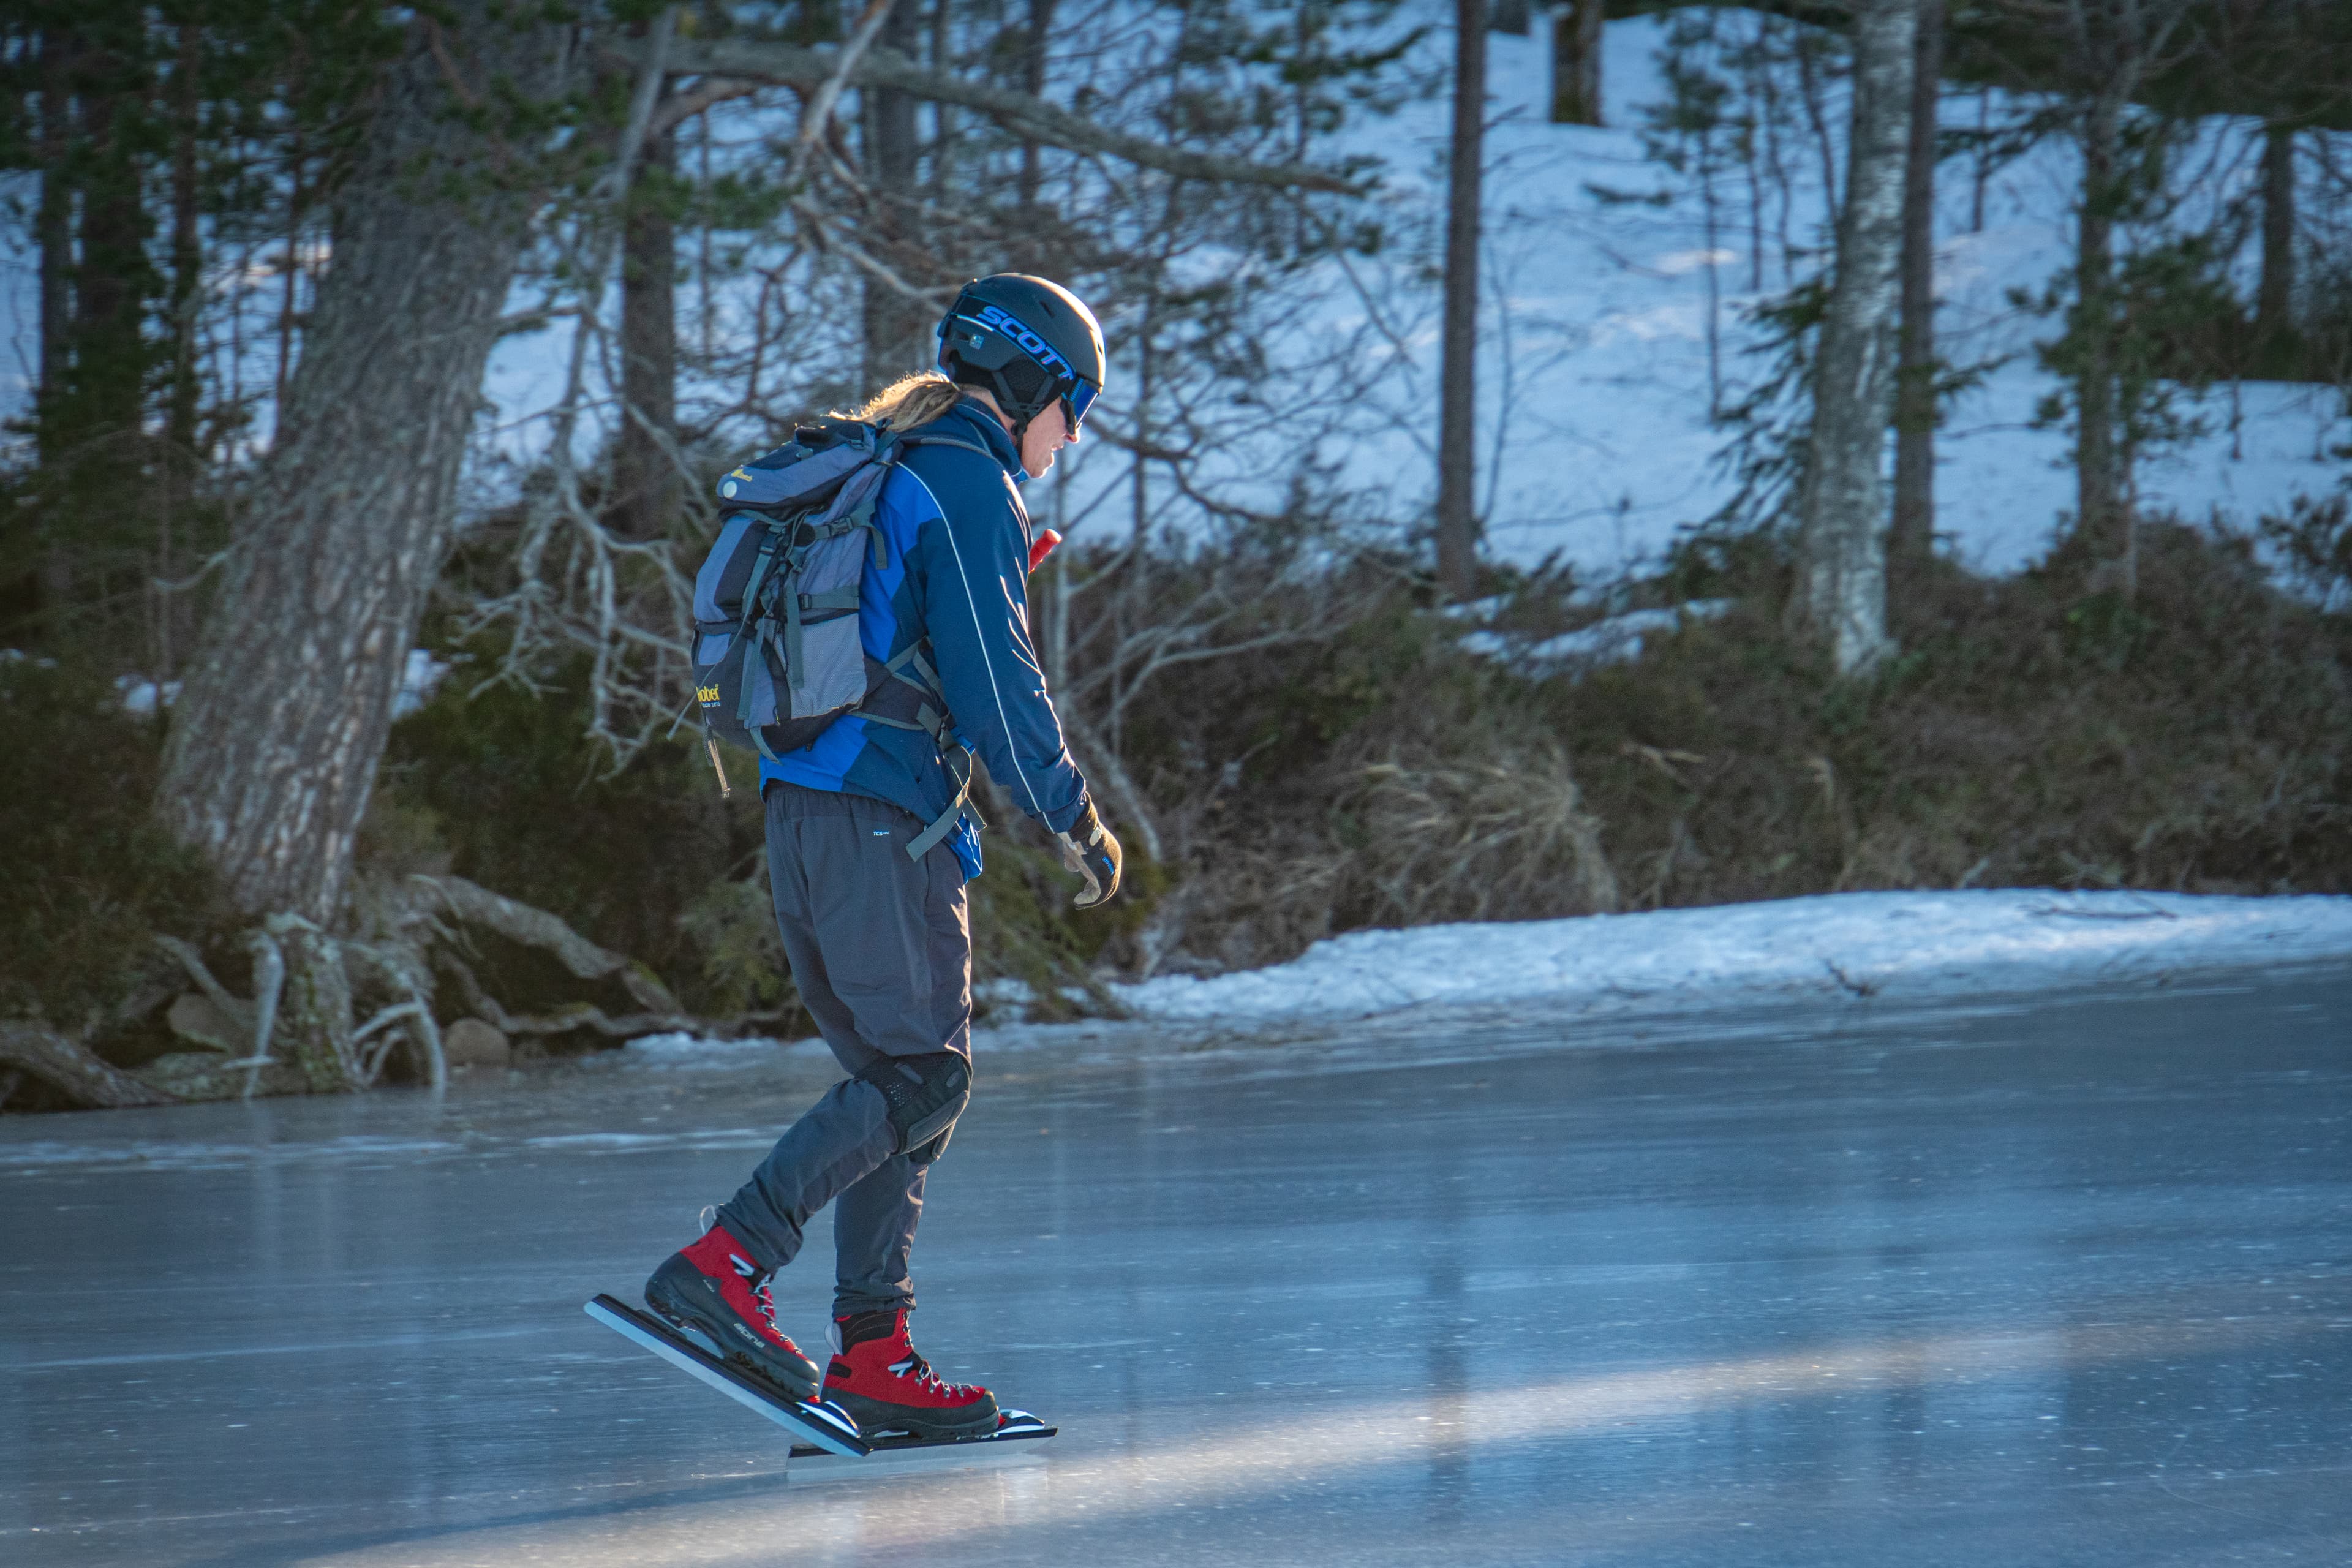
top-left (848, 371), bottom-right (965, 432)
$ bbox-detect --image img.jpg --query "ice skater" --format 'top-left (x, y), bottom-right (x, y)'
top-left (643, 275), bottom-right (1123, 1441)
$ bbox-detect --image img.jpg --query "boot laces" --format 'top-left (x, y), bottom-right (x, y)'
top-left (888, 1346), bottom-right (974, 1399)
top-left (733, 1254), bottom-right (793, 1351)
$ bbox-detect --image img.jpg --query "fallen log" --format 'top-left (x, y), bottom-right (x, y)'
top-left (0, 1022), bottom-right (181, 1110)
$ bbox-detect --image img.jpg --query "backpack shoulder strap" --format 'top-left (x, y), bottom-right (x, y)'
top-left (893, 432), bottom-right (998, 461)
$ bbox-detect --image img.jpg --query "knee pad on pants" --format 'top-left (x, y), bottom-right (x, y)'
top-left (856, 1050), bottom-right (970, 1165)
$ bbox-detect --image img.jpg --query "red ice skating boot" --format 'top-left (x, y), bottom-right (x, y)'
top-left (643, 1224), bottom-right (821, 1400)
top-left (822, 1308), bottom-right (1000, 1441)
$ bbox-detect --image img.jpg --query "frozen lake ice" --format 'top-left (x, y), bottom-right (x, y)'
top-left (4, 968), bottom-right (2350, 1565)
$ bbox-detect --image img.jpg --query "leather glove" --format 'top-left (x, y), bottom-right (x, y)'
top-left (1055, 797), bottom-right (1123, 910)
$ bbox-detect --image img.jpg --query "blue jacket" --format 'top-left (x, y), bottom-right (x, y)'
top-left (756, 399), bottom-right (1090, 878)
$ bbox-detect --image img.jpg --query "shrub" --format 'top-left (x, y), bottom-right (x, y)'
top-left (1101, 518), bottom-right (2352, 970)
top-left (0, 658), bottom-right (225, 1027)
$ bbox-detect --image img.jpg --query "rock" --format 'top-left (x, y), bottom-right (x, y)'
top-left (443, 1018), bottom-right (511, 1068)
top-left (166, 992), bottom-right (243, 1052)
top-left (132, 1052), bottom-right (306, 1102)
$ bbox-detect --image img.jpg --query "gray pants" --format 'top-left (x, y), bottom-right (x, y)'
top-left (714, 783), bottom-right (973, 1316)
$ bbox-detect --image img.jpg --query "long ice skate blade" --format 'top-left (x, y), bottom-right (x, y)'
top-left (584, 1294), bottom-right (870, 1457)
top-left (787, 1408), bottom-right (1057, 1460)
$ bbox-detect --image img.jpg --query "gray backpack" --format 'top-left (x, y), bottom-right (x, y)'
top-left (688, 418), bottom-right (989, 770)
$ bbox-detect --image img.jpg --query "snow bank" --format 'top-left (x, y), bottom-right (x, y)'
top-left (1117, 891), bottom-right (2352, 1025)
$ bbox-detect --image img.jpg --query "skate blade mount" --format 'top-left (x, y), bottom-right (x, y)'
top-left (786, 1409), bottom-right (1057, 1461)
top-left (584, 1294), bottom-right (870, 1457)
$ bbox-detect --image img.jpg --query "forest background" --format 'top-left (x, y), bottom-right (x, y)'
top-left (3, 0), bottom-right (2350, 1113)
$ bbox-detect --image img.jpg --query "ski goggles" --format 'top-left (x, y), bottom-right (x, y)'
top-left (1061, 376), bottom-right (1098, 434)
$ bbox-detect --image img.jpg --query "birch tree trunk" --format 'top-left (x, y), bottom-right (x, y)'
top-left (156, 6), bottom-right (568, 924)
top-left (1437, 0), bottom-right (1488, 600)
top-left (1795, 0), bottom-right (1915, 677)
top-left (1890, 0), bottom-right (1942, 594)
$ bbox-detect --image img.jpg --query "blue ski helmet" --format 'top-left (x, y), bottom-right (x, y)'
top-left (936, 274), bottom-right (1106, 441)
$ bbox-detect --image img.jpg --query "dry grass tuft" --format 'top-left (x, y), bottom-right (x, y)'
top-left (1353, 745), bottom-right (1619, 922)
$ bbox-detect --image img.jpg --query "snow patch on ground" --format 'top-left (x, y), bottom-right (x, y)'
top-left (1458, 600), bottom-right (1735, 676)
top-left (102, 648), bottom-right (447, 720)
top-left (392, 649), bottom-right (451, 718)
top-left (117, 674), bottom-right (184, 716)
top-left (1117, 891), bottom-right (2352, 1026)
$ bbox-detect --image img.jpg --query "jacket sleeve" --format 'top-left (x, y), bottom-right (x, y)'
top-left (905, 462), bottom-right (1091, 834)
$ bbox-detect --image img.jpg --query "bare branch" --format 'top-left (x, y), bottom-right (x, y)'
top-left (154, 934), bottom-right (257, 1035)
top-left (242, 924), bottom-right (286, 1099)
top-left (1060, 706), bottom-right (1164, 864)
top-left (649, 76), bottom-right (768, 137)
top-left (660, 37), bottom-right (1360, 193)
top-left (790, 195), bottom-right (954, 303)
top-left (790, 0), bottom-right (894, 186)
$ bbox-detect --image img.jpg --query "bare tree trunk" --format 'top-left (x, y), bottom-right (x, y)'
top-left (1796, 0), bottom-right (1915, 677)
top-left (2072, 89), bottom-right (2123, 564)
top-left (615, 119), bottom-right (679, 541)
top-left (72, 46), bottom-right (150, 447)
top-left (1550, 0), bottom-right (1604, 127)
top-left (1890, 0), bottom-right (1942, 595)
top-left (157, 6), bottom-right (567, 925)
top-left (1016, 0), bottom-right (1058, 213)
top-left (162, 20), bottom-right (206, 680)
top-left (165, 23), bottom-right (203, 462)
top-left (18, 29), bottom-right (78, 642)
top-left (861, 0), bottom-right (929, 388)
top-left (275, 129), bottom-right (304, 418)
top-left (2255, 122), bottom-right (2297, 374)
top-left (1438, 0), bottom-right (1488, 600)
top-left (927, 0), bottom-right (954, 203)
top-left (1795, 28), bottom-right (1843, 233)
top-left (2039, 0), bottom-right (2196, 581)
top-left (34, 30), bottom-right (74, 464)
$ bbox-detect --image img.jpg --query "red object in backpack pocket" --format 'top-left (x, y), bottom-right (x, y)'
top-left (1027, 529), bottom-right (1063, 575)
